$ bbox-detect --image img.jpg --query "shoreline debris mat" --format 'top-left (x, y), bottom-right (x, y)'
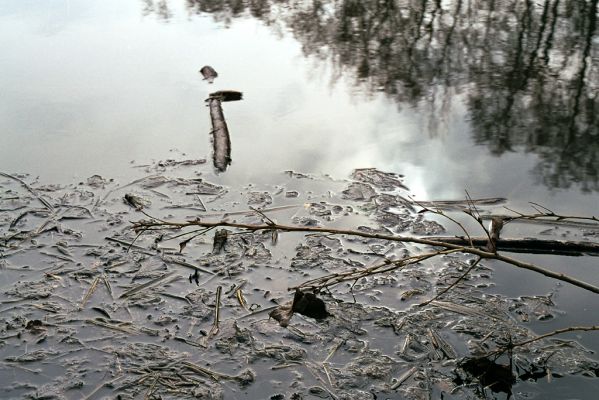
top-left (1, 165), bottom-right (599, 399)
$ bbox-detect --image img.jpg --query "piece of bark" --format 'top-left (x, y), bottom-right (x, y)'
top-left (199, 65), bottom-right (218, 83)
top-left (427, 236), bottom-right (599, 257)
top-left (207, 98), bottom-right (232, 172)
top-left (209, 90), bottom-right (243, 102)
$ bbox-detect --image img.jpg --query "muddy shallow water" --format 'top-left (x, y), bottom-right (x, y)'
top-left (1, 0), bottom-right (599, 398)
top-left (2, 164), bottom-right (599, 399)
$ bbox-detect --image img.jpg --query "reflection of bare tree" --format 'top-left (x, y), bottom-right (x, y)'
top-left (467, 0), bottom-right (598, 191)
top-left (185, 0), bottom-right (278, 26)
top-left (156, 0), bottom-right (598, 191)
top-left (142, 0), bottom-right (173, 20)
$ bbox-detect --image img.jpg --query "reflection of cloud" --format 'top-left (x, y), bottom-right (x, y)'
top-left (171, 0), bottom-right (599, 192)
top-left (0, 1), bottom-right (90, 36)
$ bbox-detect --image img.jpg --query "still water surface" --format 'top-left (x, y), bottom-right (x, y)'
top-left (1, 0), bottom-right (597, 213)
top-left (1, 0), bottom-right (599, 397)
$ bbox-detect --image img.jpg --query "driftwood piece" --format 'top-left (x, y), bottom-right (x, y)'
top-left (199, 65), bottom-right (218, 83)
top-left (209, 90), bottom-right (243, 102)
top-left (207, 98), bottom-right (232, 173)
top-left (412, 197), bottom-right (507, 211)
top-left (131, 219), bottom-right (599, 294)
top-left (481, 214), bottom-right (599, 230)
top-left (426, 236), bottom-right (599, 256)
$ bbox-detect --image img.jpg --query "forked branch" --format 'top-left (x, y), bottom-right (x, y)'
top-left (131, 214), bottom-right (599, 295)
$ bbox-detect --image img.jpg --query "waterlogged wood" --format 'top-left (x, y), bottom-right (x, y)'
top-left (390, 366), bottom-right (418, 389)
top-left (414, 197), bottom-right (507, 210)
top-left (426, 236), bottom-right (599, 256)
top-left (481, 214), bottom-right (599, 230)
top-left (79, 276), bottom-right (100, 310)
top-left (132, 219), bottom-right (599, 294)
top-left (207, 98), bottom-right (232, 172)
top-left (209, 90), bottom-right (243, 102)
top-left (199, 65), bottom-right (218, 83)
top-left (118, 272), bottom-right (177, 299)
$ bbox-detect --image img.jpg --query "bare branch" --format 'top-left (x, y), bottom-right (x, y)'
top-left (130, 216), bottom-right (599, 295)
top-left (419, 256), bottom-right (482, 307)
top-left (411, 196), bottom-right (474, 248)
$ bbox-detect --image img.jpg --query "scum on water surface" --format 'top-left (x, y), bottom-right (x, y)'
top-left (0, 162), bottom-right (598, 399)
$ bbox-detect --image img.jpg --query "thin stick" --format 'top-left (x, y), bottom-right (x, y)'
top-left (419, 257), bottom-right (482, 307)
top-left (79, 276), bottom-right (100, 310)
top-left (486, 326), bottom-right (599, 358)
top-left (164, 226), bottom-right (215, 242)
top-left (105, 236), bottom-right (150, 252)
top-left (82, 375), bottom-right (124, 400)
top-left (390, 366), bottom-right (418, 390)
top-left (323, 339), bottom-right (344, 363)
top-left (510, 326), bottom-right (599, 351)
top-left (235, 289), bottom-right (248, 311)
top-left (210, 286), bottom-right (222, 336)
top-left (131, 219), bottom-right (599, 295)
top-left (293, 248), bottom-right (462, 291)
top-left (250, 206), bottom-right (276, 225)
top-left (102, 275), bottom-right (114, 299)
top-left (411, 196), bottom-right (474, 248)
top-left (144, 373), bottom-right (160, 400)
top-left (0, 172), bottom-right (53, 211)
top-left (118, 272), bottom-right (177, 299)
top-left (161, 256), bottom-right (214, 275)
top-left (465, 190), bottom-right (494, 247)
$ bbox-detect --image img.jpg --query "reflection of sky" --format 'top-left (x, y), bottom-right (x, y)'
top-left (1, 0), bottom-right (598, 215)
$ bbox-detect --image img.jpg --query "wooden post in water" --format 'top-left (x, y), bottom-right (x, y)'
top-left (206, 91), bottom-right (242, 173)
top-left (207, 97), bottom-right (232, 173)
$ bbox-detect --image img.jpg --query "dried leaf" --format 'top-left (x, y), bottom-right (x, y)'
top-left (269, 302), bottom-right (294, 327)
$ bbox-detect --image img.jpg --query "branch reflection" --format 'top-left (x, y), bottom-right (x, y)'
top-left (146, 0), bottom-right (599, 191)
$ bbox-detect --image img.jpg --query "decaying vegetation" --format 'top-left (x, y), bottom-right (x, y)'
top-left (1, 165), bottom-right (599, 399)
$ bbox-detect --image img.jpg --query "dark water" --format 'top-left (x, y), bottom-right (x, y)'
top-left (1, 0), bottom-right (599, 399)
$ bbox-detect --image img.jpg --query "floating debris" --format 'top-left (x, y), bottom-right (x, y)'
top-left (157, 158), bottom-right (206, 167)
top-left (123, 193), bottom-right (150, 210)
top-left (86, 174), bottom-right (107, 188)
top-left (1, 166), bottom-right (598, 399)
top-left (209, 90), bottom-right (243, 102)
top-left (199, 65), bottom-right (218, 83)
top-left (212, 229), bottom-right (229, 254)
top-left (207, 97), bottom-right (232, 173)
top-left (269, 289), bottom-right (329, 327)
top-left (342, 182), bottom-right (376, 201)
top-left (351, 168), bottom-right (408, 191)
top-left (457, 357), bottom-right (515, 395)
top-left (189, 269), bottom-right (200, 285)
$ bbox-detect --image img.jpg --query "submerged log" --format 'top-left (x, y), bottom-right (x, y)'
top-left (425, 236), bottom-right (599, 256)
top-left (207, 97), bottom-right (232, 173)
